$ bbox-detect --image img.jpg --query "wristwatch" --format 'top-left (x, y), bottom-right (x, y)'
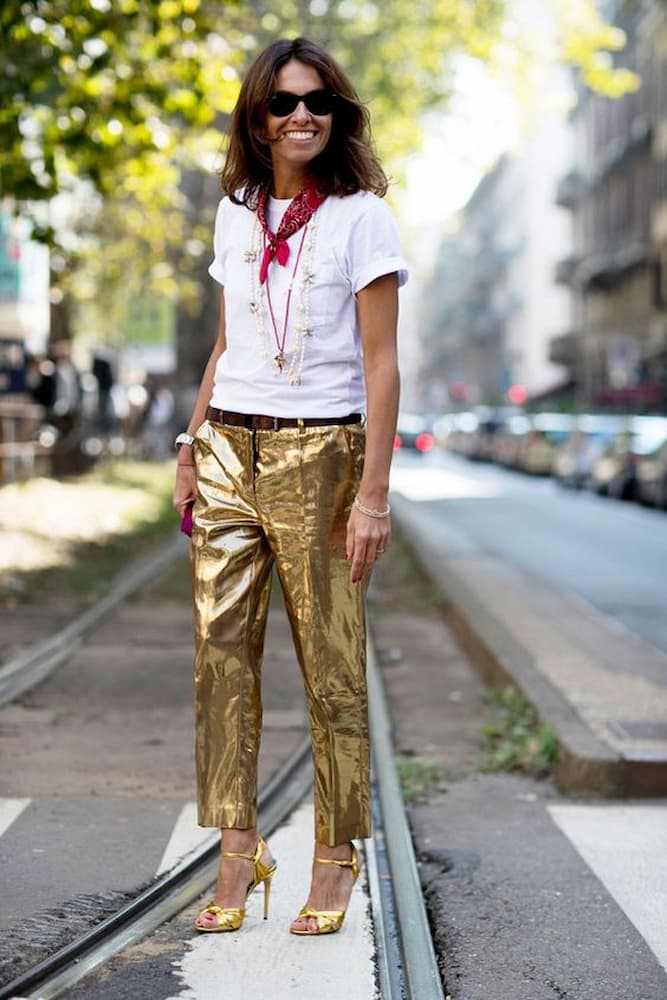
top-left (174, 432), bottom-right (195, 450)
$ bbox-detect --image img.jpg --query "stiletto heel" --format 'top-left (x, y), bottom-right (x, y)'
top-left (194, 836), bottom-right (277, 933)
top-left (263, 869), bottom-right (274, 920)
top-left (290, 843), bottom-right (360, 936)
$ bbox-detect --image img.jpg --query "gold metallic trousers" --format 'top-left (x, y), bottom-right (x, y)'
top-left (191, 418), bottom-right (371, 845)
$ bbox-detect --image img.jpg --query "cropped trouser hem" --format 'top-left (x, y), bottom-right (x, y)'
top-left (198, 804), bottom-right (258, 830)
top-left (191, 418), bottom-right (372, 847)
top-left (314, 819), bottom-right (372, 844)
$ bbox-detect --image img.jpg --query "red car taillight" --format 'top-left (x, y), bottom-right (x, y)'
top-left (415, 433), bottom-right (434, 453)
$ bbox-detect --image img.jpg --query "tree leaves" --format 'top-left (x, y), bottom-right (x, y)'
top-left (0, 0), bottom-right (641, 346)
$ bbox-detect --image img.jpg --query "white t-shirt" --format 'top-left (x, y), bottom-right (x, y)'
top-left (207, 190), bottom-right (408, 418)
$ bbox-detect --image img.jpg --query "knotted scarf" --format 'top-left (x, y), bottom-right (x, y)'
top-left (256, 183), bottom-right (327, 285)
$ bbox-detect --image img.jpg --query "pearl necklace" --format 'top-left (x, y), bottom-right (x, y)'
top-left (246, 212), bottom-right (318, 387)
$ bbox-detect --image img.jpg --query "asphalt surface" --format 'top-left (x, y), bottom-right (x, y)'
top-left (2, 468), bottom-right (666, 998)
top-left (391, 449), bottom-right (667, 654)
top-left (0, 558), bottom-right (307, 985)
top-left (371, 546), bottom-right (667, 1000)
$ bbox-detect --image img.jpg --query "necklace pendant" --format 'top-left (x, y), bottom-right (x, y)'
top-left (275, 351), bottom-right (287, 372)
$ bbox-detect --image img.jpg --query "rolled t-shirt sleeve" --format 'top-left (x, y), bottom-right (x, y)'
top-left (346, 196), bottom-right (409, 294)
top-left (208, 198), bottom-right (228, 286)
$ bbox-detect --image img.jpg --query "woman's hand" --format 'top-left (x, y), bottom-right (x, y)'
top-left (173, 452), bottom-right (197, 513)
top-left (345, 502), bottom-right (391, 585)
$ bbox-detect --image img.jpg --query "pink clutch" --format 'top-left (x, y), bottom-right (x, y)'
top-left (180, 502), bottom-right (194, 537)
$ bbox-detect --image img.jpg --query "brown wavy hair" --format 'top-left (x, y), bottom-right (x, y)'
top-left (221, 37), bottom-right (388, 206)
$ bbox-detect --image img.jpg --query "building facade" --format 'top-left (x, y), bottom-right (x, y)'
top-left (420, 120), bottom-right (573, 410)
top-left (552, 0), bottom-right (667, 412)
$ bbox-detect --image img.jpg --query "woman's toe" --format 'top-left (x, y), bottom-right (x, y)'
top-left (292, 915), bottom-right (314, 933)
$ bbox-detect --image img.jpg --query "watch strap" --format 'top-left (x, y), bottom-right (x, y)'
top-left (174, 432), bottom-right (196, 450)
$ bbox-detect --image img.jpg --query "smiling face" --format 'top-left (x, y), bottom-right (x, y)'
top-left (264, 59), bottom-right (333, 191)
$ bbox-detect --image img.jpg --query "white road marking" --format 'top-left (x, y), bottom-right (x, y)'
top-left (0, 798), bottom-right (30, 837)
top-left (548, 803), bottom-right (667, 971)
top-left (156, 803), bottom-right (219, 875)
top-left (168, 802), bottom-right (377, 999)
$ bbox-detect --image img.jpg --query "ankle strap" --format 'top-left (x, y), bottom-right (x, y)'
top-left (314, 846), bottom-right (359, 879)
top-left (222, 836), bottom-right (266, 863)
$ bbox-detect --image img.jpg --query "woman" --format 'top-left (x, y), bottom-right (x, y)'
top-left (173, 36), bottom-right (407, 936)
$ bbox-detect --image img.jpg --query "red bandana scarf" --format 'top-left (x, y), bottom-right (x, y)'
top-left (256, 183), bottom-right (327, 285)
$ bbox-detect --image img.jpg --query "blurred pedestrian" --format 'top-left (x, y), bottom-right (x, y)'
top-left (48, 340), bottom-right (84, 475)
top-left (144, 376), bottom-right (175, 458)
top-left (173, 37), bottom-right (407, 937)
top-left (91, 349), bottom-right (116, 436)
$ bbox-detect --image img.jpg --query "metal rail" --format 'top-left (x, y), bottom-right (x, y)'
top-left (0, 533), bottom-right (187, 706)
top-left (1, 606), bottom-right (444, 998)
top-left (0, 738), bottom-right (313, 1000)
top-left (367, 635), bottom-right (446, 1000)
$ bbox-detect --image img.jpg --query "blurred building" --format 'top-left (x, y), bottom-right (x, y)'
top-left (552, 0), bottom-right (667, 412)
top-left (420, 116), bottom-right (573, 409)
top-left (0, 203), bottom-right (52, 483)
top-left (0, 204), bottom-right (50, 401)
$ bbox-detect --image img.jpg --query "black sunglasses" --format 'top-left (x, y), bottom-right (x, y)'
top-left (267, 89), bottom-right (337, 118)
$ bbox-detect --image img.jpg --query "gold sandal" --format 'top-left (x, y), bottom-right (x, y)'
top-left (194, 836), bottom-right (277, 933)
top-left (290, 844), bottom-right (360, 936)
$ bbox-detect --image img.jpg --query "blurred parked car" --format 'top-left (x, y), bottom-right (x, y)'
top-left (518, 413), bottom-right (575, 475)
top-left (437, 409), bottom-right (478, 458)
top-left (635, 421), bottom-right (667, 508)
top-left (394, 413), bottom-right (434, 453)
top-left (490, 414), bottom-right (532, 468)
top-left (589, 416), bottom-right (667, 500)
top-left (552, 414), bottom-right (625, 488)
top-left (465, 407), bottom-right (512, 461)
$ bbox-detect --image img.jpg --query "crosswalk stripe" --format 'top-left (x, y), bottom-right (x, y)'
top-left (0, 798), bottom-right (30, 838)
top-left (155, 803), bottom-right (218, 876)
top-left (548, 803), bottom-right (667, 972)
top-left (169, 802), bottom-right (375, 998)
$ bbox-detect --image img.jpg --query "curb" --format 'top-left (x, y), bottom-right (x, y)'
top-left (391, 492), bottom-right (667, 797)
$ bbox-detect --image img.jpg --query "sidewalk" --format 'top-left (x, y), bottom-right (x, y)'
top-left (390, 491), bottom-right (667, 796)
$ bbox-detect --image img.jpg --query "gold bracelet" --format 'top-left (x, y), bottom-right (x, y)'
top-left (353, 494), bottom-right (391, 519)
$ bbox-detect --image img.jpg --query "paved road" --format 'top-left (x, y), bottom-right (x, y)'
top-left (391, 450), bottom-right (667, 655)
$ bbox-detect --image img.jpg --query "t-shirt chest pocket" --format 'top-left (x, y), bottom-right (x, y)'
top-left (306, 257), bottom-right (346, 332)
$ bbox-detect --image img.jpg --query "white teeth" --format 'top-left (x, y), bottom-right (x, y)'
top-left (284, 131), bottom-right (316, 140)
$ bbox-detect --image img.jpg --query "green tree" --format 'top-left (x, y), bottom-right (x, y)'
top-left (0, 0), bottom-right (640, 357)
top-left (0, 0), bottom-right (240, 203)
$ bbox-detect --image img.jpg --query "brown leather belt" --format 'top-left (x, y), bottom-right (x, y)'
top-left (206, 406), bottom-right (363, 431)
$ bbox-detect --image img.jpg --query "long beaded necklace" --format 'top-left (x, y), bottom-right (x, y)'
top-left (246, 211), bottom-right (319, 387)
top-left (264, 225), bottom-right (308, 373)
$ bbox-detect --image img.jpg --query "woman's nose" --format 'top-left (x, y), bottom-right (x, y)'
top-left (292, 100), bottom-right (310, 122)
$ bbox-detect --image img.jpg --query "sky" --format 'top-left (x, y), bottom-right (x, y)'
top-left (398, 1), bottom-right (575, 238)
top-left (399, 57), bottom-right (521, 230)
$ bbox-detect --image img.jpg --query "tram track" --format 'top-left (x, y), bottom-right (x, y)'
top-left (0, 739), bottom-right (313, 1000)
top-left (1, 534), bottom-right (444, 999)
top-left (0, 533), bottom-right (187, 707)
top-left (2, 640), bottom-right (444, 1000)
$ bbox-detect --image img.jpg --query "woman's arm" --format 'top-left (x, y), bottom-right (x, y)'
top-left (172, 292), bottom-right (227, 512)
top-left (346, 272), bottom-right (400, 584)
